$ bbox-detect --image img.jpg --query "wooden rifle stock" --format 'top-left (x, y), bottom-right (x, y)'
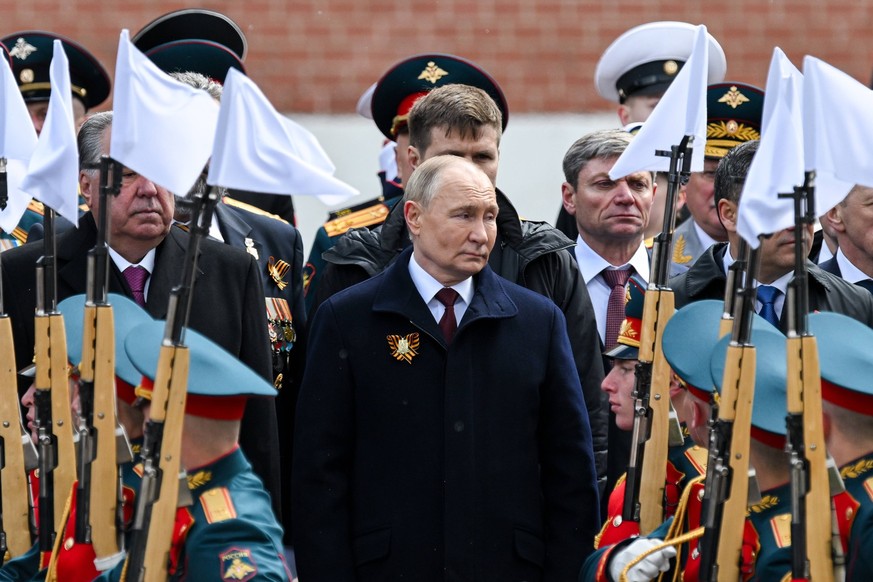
top-left (0, 315), bottom-right (37, 557)
top-left (622, 138), bottom-right (691, 532)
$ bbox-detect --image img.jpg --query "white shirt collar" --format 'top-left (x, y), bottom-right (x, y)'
top-left (108, 247), bottom-right (156, 275)
top-left (836, 248), bottom-right (870, 284)
top-left (692, 220), bottom-right (719, 253)
top-left (408, 251), bottom-right (474, 323)
top-left (574, 235), bottom-right (650, 282)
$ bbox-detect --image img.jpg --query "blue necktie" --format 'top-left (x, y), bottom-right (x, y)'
top-left (756, 285), bottom-right (781, 327)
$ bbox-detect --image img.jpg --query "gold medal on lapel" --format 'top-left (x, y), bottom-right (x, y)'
top-left (388, 333), bottom-right (420, 364)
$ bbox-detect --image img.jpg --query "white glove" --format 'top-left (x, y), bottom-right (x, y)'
top-left (607, 537), bottom-right (677, 582)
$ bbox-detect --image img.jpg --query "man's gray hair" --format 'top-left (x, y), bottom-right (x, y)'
top-left (170, 71), bottom-right (223, 100)
top-left (78, 111), bottom-right (113, 173)
top-left (562, 129), bottom-right (633, 188)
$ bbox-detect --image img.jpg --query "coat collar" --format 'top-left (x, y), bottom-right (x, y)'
top-left (372, 247), bottom-right (518, 342)
top-left (214, 202), bottom-right (253, 249)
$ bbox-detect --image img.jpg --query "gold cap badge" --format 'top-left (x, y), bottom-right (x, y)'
top-left (9, 37), bottom-right (37, 60)
top-left (418, 61), bottom-right (449, 84)
top-left (718, 85), bottom-right (750, 109)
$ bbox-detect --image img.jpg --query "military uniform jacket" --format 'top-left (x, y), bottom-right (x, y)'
top-left (0, 213), bottom-right (282, 519)
top-left (670, 217), bottom-right (711, 274)
top-left (840, 453), bottom-right (873, 580)
top-left (292, 247), bottom-right (599, 582)
top-left (669, 243), bottom-right (873, 329)
top-left (315, 189), bottom-right (609, 497)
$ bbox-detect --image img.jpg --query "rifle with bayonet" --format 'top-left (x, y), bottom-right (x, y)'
top-left (622, 136), bottom-right (691, 533)
top-left (33, 206), bottom-right (77, 559)
top-left (0, 252), bottom-right (38, 560)
top-left (698, 239), bottom-right (760, 582)
top-left (74, 156), bottom-right (130, 563)
top-left (124, 181), bottom-right (219, 582)
top-left (780, 172), bottom-right (843, 582)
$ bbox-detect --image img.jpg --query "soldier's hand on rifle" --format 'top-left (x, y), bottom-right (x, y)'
top-left (608, 537), bottom-right (676, 582)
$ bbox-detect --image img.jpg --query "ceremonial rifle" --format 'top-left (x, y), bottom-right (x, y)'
top-left (698, 239), bottom-right (759, 582)
top-left (0, 253), bottom-right (38, 560)
top-left (781, 172), bottom-right (843, 582)
top-left (33, 206), bottom-right (77, 557)
top-left (622, 136), bottom-right (691, 533)
top-left (124, 181), bottom-right (218, 582)
top-left (75, 156), bottom-right (130, 562)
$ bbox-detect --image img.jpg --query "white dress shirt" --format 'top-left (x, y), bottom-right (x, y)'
top-left (408, 251), bottom-right (474, 325)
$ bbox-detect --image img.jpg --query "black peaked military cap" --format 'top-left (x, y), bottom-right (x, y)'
top-left (132, 8), bottom-right (246, 60)
top-left (705, 82), bottom-right (765, 159)
top-left (0, 31), bottom-right (110, 110)
top-left (371, 53), bottom-right (509, 141)
top-left (132, 8), bottom-right (247, 83)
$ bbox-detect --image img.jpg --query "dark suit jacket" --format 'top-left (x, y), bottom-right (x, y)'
top-left (216, 200), bottom-right (307, 540)
top-left (293, 247), bottom-right (599, 582)
top-left (1, 213), bottom-right (282, 517)
top-left (669, 243), bottom-right (873, 329)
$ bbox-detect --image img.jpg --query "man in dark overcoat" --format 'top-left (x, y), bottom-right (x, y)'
top-left (292, 155), bottom-right (599, 581)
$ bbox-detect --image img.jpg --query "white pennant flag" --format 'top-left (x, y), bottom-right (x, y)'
top-left (111, 29), bottom-right (219, 196)
top-left (208, 68), bottom-right (358, 204)
top-left (737, 48), bottom-right (804, 248)
top-left (608, 24), bottom-right (709, 179)
top-left (19, 40), bottom-right (80, 223)
top-left (803, 56), bottom-right (873, 214)
top-left (0, 52), bottom-right (39, 233)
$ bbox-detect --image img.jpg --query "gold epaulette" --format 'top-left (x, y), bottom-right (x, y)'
top-left (26, 199), bottom-right (45, 215)
top-left (199, 486), bottom-right (237, 524)
top-left (684, 444), bottom-right (708, 476)
top-left (11, 226), bottom-right (28, 245)
top-left (223, 197), bottom-right (289, 224)
top-left (323, 202), bottom-right (389, 237)
top-left (644, 236), bottom-right (655, 250)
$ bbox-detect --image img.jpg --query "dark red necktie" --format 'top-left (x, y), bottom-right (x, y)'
top-left (602, 269), bottom-right (631, 350)
top-left (123, 265), bottom-right (149, 307)
top-left (435, 288), bottom-right (460, 344)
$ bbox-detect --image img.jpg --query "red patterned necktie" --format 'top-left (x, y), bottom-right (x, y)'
top-left (435, 288), bottom-right (460, 344)
top-left (123, 266), bottom-right (149, 307)
top-left (602, 269), bottom-right (631, 350)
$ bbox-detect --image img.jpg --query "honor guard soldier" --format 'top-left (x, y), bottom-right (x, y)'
top-left (583, 311), bottom-right (829, 582)
top-left (593, 282), bottom-right (711, 553)
top-left (0, 31), bottom-right (110, 249)
top-left (303, 53), bottom-right (508, 314)
top-left (131, 7), bottom-right (308, 542)
top-left (810, 312), bottom-right (873, 580)
top-left (671, 82), bottom-right (765, 272)
top-left (1, 294), bottom-right (150, 581)
top-left (108, 320), bottom-right (291, 582)
top-left (555, 21), bottom-right (726, 241)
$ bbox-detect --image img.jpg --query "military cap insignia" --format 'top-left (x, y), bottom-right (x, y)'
top-left (663, 60), bottom-right (679, 75)
top-left (244, 237), bottom-right (259, 260)
top-left (220, 548), bottom-right (258, 581)
top-left (672, 234), bottom-right (692, 264)
top-left (9, 37), bottom-right (37, 60)
top-left (388, 333), bottom-right (420, 364)
top-left (20, 69), bottom-right (34, 84)
top-left (617, 319), bottom-right (637, 341)
top-left (266, 256), bottom-right (291, 290)
top-left (418, 61), bottom-right (449, 84)
top-left (718, 85), bottom-right (750, 109)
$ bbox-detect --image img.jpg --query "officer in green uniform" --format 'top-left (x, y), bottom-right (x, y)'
top-left (0, 30), bottom-right (110, 249)
top-left (105, 320), bottom-right (290, 581)
top-left (810, 311), bottom-right (873, 580)
top-left (303, 53), bottom-right (508, 314)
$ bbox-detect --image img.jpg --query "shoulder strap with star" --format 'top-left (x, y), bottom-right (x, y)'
top-left (223, 197), bottom-right (290, 224)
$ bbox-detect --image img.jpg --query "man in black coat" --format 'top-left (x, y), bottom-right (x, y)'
top-left (669, 140), bottom-right (873, 327)
top-left (820, 184), bottom-right (873, 294)
top-left (0, 111), bottom-right (283, 519)
top-left (315, 81), bottom-right (608, 498)
top-left (293, 155), bottom-right (599, 581)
